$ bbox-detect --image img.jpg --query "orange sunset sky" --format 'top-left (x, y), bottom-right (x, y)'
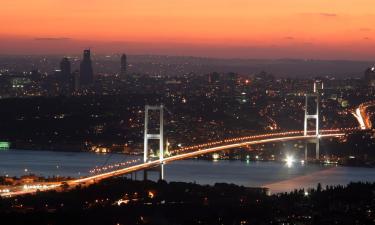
top-left (1, 0), bottom-right (375, 59)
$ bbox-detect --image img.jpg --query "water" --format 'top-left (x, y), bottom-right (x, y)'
top-left (0, 149), bottom-right (139, 177)
top-left (1, 149), bottom-right (375, 193)
top-left (159, 161), bottom-right (375, 193)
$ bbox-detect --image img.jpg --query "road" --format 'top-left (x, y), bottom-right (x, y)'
top-left (353, 101), bottom-right (375, 130)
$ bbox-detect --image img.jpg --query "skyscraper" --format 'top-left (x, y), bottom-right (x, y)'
top-left (73, 70), bottom-right (80, 92)
top-left (60, 57), bottom-right (74, 94)
top-left (364, 66), bottom-right (375, 87)
top-left (80, 49), bottom-right (94, 86)
top-left (120, 54), bottom-right (127, 78)
top-left (60, 57), bottom-right (71, 80)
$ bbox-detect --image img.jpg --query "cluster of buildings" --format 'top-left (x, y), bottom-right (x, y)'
top-left (58, 49), bottom-right (128, 94)
top-left (0, 53), bottom-right (374, 164)
top-left (0, 51), bottom-right (374, 100)
top-left (0, 50), bottom-right (129, 98)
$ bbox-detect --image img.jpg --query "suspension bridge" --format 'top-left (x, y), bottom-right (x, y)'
top-left (0, 81), bottom-right (370, 197)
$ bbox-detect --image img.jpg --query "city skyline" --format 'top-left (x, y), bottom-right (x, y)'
top-left (1, 1), bottom-right (375, 224)
top-left (1, 0), bottom-right (375, 59)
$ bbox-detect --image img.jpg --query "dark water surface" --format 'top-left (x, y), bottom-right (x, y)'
top-left (1, 149), bottom-right (374, 193)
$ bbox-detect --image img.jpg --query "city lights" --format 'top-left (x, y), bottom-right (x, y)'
top-left (212, 153), bottom-right (220, 161)
top-left (0, 1), bottom-right (374, 223)
top-left (0, 130), bottom-right (346, 197)
top-left (285, 155), bottom-right (295, 167)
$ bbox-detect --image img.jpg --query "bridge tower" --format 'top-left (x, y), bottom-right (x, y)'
top-left (143, 105), bottom-right (165, 181)
top-left (144, 105), bottom-right (164, 163)
top-left (304, 80), bottom-right (322, 160)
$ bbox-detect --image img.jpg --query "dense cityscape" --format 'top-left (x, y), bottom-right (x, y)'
top-left (0, 50), bottom-right (374, 224)
top-left (0, 51), bottom-right (375, 161)
top-left (1, 0), bottom-right (375, 224)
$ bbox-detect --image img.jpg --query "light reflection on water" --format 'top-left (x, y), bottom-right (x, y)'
top-left (0, 149), bottom-right (374, 193)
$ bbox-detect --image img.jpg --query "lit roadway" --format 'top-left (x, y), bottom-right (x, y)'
top-left (1, 130), bottom-right (347, 197)
top-left (353, 101), bottom-right (375, 130)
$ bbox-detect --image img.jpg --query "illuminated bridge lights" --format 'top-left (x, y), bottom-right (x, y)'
top-left (0, 129), bottom-right (353, 197)
top-left (89, 158), bottom-right (141, 174)
top-left (23, 184), bottom-right (59, 191)
top-left (169, 129), bottom-right (350, 155)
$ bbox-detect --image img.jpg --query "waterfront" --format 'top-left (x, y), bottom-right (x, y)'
top-left (1, 149), bottom-right (375, 193)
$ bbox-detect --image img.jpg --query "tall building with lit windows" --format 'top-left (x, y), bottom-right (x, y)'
top-left (364, 66), bottom-right (375, 87)
top-left (60, 57), bottom-right (71, 79)
top-left (120, 54), bottom-right (127, 79)
top-left (60, 57), bottom-right (74, 94)
top-left (80, 49), bottom-right (94, 86)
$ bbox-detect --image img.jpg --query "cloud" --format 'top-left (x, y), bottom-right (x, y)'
top-left (363, 37), bottom-right (371, 40)
top-left (34, 37), bottom-right (71, 41)
top-left (297, 13), bottom-right (338, 19)
top-left (283, 36), bottom-right (295, 40)
top-left (360, 28), bottom-right (372, 32)
top-left (318, 13), bottom-right (337, 17)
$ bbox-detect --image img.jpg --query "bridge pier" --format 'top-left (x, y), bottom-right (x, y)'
top-left (305, 139), bottom-right (320, 161)
top-left (130, 172), bottom-right (137, 181)
top-left (143, 164), bottom-right (164, 181)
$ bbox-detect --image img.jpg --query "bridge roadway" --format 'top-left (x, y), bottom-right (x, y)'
top-left (2, 130), bottom-right (346, 197)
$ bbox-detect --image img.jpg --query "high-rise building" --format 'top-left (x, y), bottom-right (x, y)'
top-left (60, 57), bottom-right (74, 94)
top-left (73, 70), bottom-right (80, 92)
top-left (80, 49), bottom-right (94, 86)
top-left (313, 79), bottom-right (324, 94)
top-left (120, 54), bottom-right (127, 78)
top-left (60, 57), bottom-right (71, 80)
top-left (364, 66), bottom-right (375, 87)
top-left (30, 69), bottom-right (42, 81)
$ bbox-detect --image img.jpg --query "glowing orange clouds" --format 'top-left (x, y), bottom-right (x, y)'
top-left (0, 0), bottom-right (374, 58)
